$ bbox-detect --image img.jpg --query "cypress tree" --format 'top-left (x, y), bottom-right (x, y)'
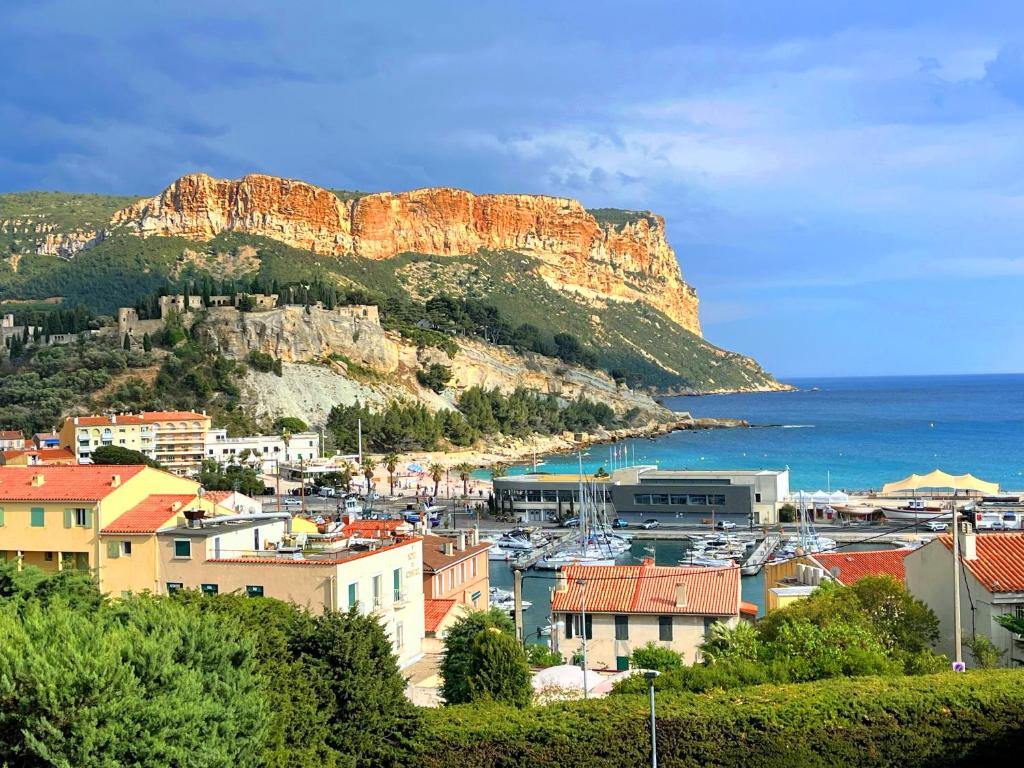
top-left (142, 333), bottom-right (152, 352)
top-left (122, 332), bottom-right (131, 351)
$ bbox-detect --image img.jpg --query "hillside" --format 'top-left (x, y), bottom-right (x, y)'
top-left (0, 176), bottom-right (786, 392)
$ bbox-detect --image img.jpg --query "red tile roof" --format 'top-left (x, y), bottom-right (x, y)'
top-left (0, 465), bottom-right (147, 501)
top-left (69, 411), bottom-right (208, 427)
top-left (0, 431), bottom-right (23, 440)
top-left (938, 533), bottom-right (1024, 593)
top-left (342, 519), bottom-right (412, 539)
top-left (102, 494), bottom-right (197, 534)
top-left (424, 598), bottom-right (456, 633)
top-left (3, 447), bottom-right (77, 464)
top-left (203, 490), bottom-right (234, 503)
top-left (740, 600), bottom-right (759, 616)
top-left (811, 549), bottom-right (911, 585)
top-left (421, 534), bottom-right (492, 572)
top-left (551, 563), bottom-right (741, 616)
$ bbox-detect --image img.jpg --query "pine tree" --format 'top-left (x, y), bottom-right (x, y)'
top-left (465, 627), bottom-right (533, 707)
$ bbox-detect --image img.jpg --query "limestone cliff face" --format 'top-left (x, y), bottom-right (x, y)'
top-left (112, 173), bottom-right (701, 335)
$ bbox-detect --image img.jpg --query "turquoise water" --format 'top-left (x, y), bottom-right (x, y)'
top-left (509, 374), bottom-right (1024, 492)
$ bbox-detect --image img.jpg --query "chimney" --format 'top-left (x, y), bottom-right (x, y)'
top-left (471, 527), bottom-right (480, 546)
top-left (675, 583), bottom-right (688, 608)
top-left (443, 541), bottom-right (455, 556)
top-left (30, 473), bottom-right (45, 487)
top-left (642, 557), bottom-right (655, 567)
top-left (457, 530), bottom-right (467, 551)
top-left (959, 524), bottom-right (977, 561)
top-left (554, 571), bottom-right (568, 593)
top-left (73, 416), bottom-right (79, 426)
top-left (110, 474), bottom-right (121, 488)
top-left (170, 501), bottom-right (182, 512)
top-left (346, 511), bottom-right (358, 525)
top-left (111, 414), bottom-right (117, 424)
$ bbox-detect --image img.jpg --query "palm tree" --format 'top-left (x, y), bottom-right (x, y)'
top-left (361, 457), bottom-right (377, 496)
top-left (454, 462), bottom-right (473, 497)
top-left (428, 462), bottom-right (445, 499)
top-left (383, 451), bottom-right (400, 497)
top-left (337, 461), bottom-right (354, 493)
top-left (491, 463), bottom-right (509, 480)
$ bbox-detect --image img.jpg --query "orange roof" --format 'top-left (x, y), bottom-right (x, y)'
top-left (0, 431), bottom-right (23, 440)
top-left (102, 494), bottom-right (197, 534)
top-left (551, 563), bottom-right (741, 616)
top-left (68, 411), bottom-right (208, 427)
top-left (811, 549), bottom-right (911, 585)
top-left (342, 519), bottom-right (411, 539)
top-left (3, 447), bottom-right (76, 463)
top-left (203, 490), bottom-right (234, 503)
top-left (424, 598), bottom-right (456, 633)
top-left (0, 465), bottom-right (147, 501)
top-left (938, 533), bottom-right (1024, 593)
top-left (740, 600), bottom-right (759, 616)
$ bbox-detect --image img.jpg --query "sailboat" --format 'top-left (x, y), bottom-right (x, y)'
top-left (535, 455), bottom-right (619, 570)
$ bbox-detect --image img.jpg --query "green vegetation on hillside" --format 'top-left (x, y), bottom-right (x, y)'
top-left (586, 207), bottom-right (659, 231)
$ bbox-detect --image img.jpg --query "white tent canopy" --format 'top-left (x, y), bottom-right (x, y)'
top-left (811, 490), bottom-right (831, 504)
top-left (829, 491), bottom-right (850, 503)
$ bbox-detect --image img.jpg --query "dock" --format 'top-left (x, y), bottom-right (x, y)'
top-left (515, 531), bottom-right (575, 569)
top-left (740, 534), bottom-right (780, 576)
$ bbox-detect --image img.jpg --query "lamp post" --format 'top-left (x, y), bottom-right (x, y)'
top-left (642, 670), bottom-right (661, 768)
top-left (576, 578), bottom-right (588, 699)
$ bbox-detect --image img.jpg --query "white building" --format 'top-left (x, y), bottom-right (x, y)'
top-left (904, 530), bottom-right (1024, 667)
top-left (204, 429), bottom-right (320, 474)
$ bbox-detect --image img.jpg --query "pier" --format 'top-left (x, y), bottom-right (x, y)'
top-left (514, 531), bottom-right (576, 569)
top-left (740, 534), bottom-right (780, 575)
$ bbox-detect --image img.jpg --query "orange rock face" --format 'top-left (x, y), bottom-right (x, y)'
top-left (112, 173), bottom-right (701, 335)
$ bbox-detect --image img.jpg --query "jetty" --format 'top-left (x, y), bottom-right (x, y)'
top-left (741, 534), bottom-right (780, 576)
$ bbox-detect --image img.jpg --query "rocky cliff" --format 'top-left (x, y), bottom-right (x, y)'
top-left (111, 173), bottom-right (701, 335)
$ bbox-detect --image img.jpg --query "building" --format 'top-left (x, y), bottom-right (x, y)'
top-left (550, 561), bottom-right (756, 670)
top-left (0, 464), bottom-right (220, 595)
top-left (59, 411), bottom-right (212, 475)
top-left (33, 431), bottom-right (61, 449)
top-left (0, 447), bottom-right (77, 466)
top-left (201, 489), bottom-right (262, 514)
top-left (493, 466), bottom-right (790, 526)
top-left (421, 530), bottom-right (491, 643)
top-left (905, 531), bottom-right (1024, 667)
top-left (0, 431), bottom-right (25, 451)
top-left (157, 516), bottom-right (425, 667)
top-left (763, 548), bottom-right (912, 611)
top-left (205, 428), bottom-right (321, 474)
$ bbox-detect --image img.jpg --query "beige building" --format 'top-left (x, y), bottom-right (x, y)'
top-left (550, 561), bottom-right (756, 670)
top-left (421, 531), bottom-right (491, 644)
top-left (60, 411), bottom-right (212, 475)
top-left (158, 517), bottom-right (425, 667)
top-left (905, 530), bottom-right (1024, 667)
top-left (0, 431), bottom-right (25, 451)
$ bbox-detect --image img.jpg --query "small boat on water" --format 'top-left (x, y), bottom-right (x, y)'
top-left (489, 587), bottom-right (532, 611)
top-left (488, 544), bottom-right (521, 561)
top-left (535, 549), bottom-right (616, 570)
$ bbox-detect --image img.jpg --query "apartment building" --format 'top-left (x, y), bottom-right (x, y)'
top-left (421, 530), bottom-right (491, 641)
top-left (158, 516), bottom-right (425, 667)
top-left (204, 428), bottom-right (320, 474)
top-left (0, 464), bottom-right (220, 595)
top-left (60, 411), bottom-right (212, 475)
top-left (550, 561), bottom-right (756, 670)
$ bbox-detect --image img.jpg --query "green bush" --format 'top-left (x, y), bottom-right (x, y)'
top-left (416, 671), bottom-right (1024, 767)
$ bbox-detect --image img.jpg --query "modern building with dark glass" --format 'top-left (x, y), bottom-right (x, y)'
top-left (492, 465), bottom-right (789, 526)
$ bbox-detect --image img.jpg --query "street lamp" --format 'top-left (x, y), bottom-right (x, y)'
top-left (642, 670), bottom-right (660, 768)
top-left (576, 578), bottom-right (588, 699)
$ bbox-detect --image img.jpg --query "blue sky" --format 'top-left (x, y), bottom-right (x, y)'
top-left (3, 1), bottom-right (1023, 378)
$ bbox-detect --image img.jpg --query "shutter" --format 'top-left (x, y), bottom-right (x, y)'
top-left (83, 508), bottom-right (93, 527)
top-left (0, 507), bottom-right (4, 527)
top-left (106, 540), bottom-right (120, 559)
top-left (64, 509), bottom-right (74, 528)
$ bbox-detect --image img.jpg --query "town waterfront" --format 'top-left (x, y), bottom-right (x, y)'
top-left (507, 374), bottom-right (1024, 492)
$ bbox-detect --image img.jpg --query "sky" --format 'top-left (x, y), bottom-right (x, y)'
top-left (2, 1), bottom-right (1024, 378)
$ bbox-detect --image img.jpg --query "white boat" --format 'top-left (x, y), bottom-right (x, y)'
top-left (489, 587), bottom-right (532, 611)
top-left (880, 506), bottom-right (953, 522)
top-left (682, 555), bottom-right (735, 568)
top-left (495, 535), bottom-right (536, 551)
top-left (535, 549), bottom-right (616, 570)
top-left (488, 544), bottom-right (519, 561)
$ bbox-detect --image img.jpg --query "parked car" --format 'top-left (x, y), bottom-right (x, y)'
top-left (561, 517), bottom-right (580, 528)
top-left (284, 497), bottom-right (301, 508)
top-left (715, 520), bottom-right (737, 530)
top-left (611, 518), bottom-right (629, 529)
top-left (925, 520), bottom-right (948, 532)
top-left (640, 519), bottom-right (660, 530)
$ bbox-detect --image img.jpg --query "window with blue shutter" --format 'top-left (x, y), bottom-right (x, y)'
top-left (30, 508), bottom-right (44, 527)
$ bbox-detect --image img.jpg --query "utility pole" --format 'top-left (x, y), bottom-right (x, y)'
top-left (577, 578), bottom-right (588, 699)
top-left (951, 492), bottom-right (963, 666)
top-left (357, 418), bottom-right (363, 465)
top-left (513, 567), bottom-right (524, 645)
top-left (643, 670), bottom-right (660, 768)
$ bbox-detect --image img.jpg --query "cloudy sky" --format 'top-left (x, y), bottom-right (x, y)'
top-left (3, 1), bottom-right (1023, 378)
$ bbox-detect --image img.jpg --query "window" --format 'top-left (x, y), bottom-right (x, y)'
top-left (659, 616), bottom-right (674, 641)
top-left (470, 556), bottom-right (477, 578)
top-left (166, 582), bottom-right (183, 594)
top-left (372, 575), bottom-right (383, 607)
top-left (246, 585), bottom-right (264, 597)
top-left (709, 494), bottom-right (726, 506)
top-left (634, 494), bottom-right (652, 505)
top-left (650, 494), bottom-right (669, 505)
top-left (570, 614), bottom-right (593, 639)
top-left (395, 621), bottom-right (405, 650)
top-left (755, 493), bottom-right (762, 503)
top-left (670, 494), bottom-right (688, 505)
top-left (0, 507), bottom-right (5, 527)
top-left (75, 508), bottom-right (89, 527)
top-left (542, 490), bottom-right (558, 502)
top-left (347, 582), bottom-right (358, 610)
top-left (121, 541), bottom-right (132, 556)
top-left (173, 539), bottom-right (191, 558)
top-left (393, 568), bottom-right (403, 602)
top-left (44, 552), bottom-right (54, 562)
top-left (30, 507), bottom-right (44, 527)
top-left (526, 489), bottom-right (542, 502)
top-left (201, 583), bottom-right (219, 595)
top-left (688, 495), bottom-right (708, 506)
top-left (615, 614), bottom-right (629, 640)
top-left (1015, 604), bottom-right (1024, 621)
top-left (616, 655), bottom-right (630, 671)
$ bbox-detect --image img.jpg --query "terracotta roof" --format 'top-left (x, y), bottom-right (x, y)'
top-left (811, 549), bottom-right (911, 585)
top-left (0, 465), bottom-right (147, 501)
top-left (424, 598), bottom-right (456, 633)
top-left (551, 563), bottom-right (741, 616)
top-left (0, 431), bottom-right (23, 440)
top-left (203, 490), bottom-right (234, 503)
top-left (102, 494), bottom-right (197, 534)
top-left (3, 447), bottom-right (77, 463)
top-left (740, 600), bottom-right (759, 616)
top-left (68, 411), bottom-right (208, 427)
top-left (938, 533), bottom-right (1024, 593)
top-left (342, 519), bottom-right (413, 539)
top-left (421, 534), bottom-right (492, 572)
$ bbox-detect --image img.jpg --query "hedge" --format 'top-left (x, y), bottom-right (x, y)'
top-left (416, 670), bottom-right (1024, 768)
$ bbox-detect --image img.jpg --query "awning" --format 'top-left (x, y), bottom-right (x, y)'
top-left (881, 469), bottom-right (999, 495)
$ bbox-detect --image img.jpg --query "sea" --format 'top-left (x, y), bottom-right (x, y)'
top-left (490, 374), bottom-right (1024, 634)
